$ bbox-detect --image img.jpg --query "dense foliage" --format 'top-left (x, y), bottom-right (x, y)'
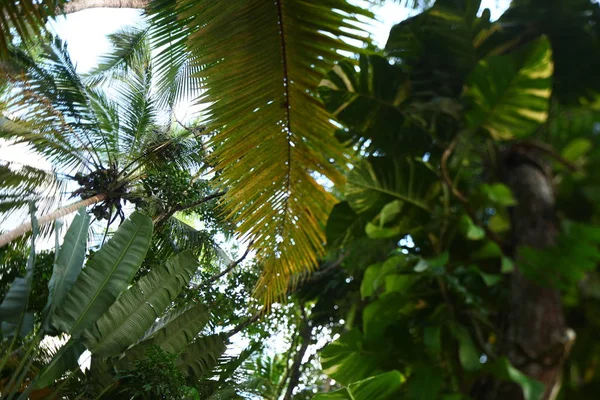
top-left (2, 0), bottom-right (600, 399)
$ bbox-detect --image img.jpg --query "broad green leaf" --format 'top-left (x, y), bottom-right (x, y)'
top-left (464, 37), bottom-right (553, 140)
top-left (362, 294), bottom-right (404, 343)
top-left (53, 212), bottom-right (153, 337)
top-left (1, 312), bottom-right (33, 339)
top-left (326, 201), bottom-right (366, 247)
top-left (472, 241), bottom-right (502, 260)
top-left (360, 256), bottom-right (406, 299)
top-left (479, 271), bottom-right (502, 286)
top-left (561, 137), bottom-right (592, 162)
top-left (423, 325), bottom-right (442, 355)
top-left (365, 223), bottom-right (403, 239)
top-left (320, 329), bottom-right (380, 386)
top-left (385, 6), bottom-right (478, 77)
top-left (486, 358), bottom-right (545, 400)
top-left (178, 334), bottom-right (227, 378)
top-left (36, 340), bottom-right (86, 389)
top-left (0, 277), bottom-right (32, 330)
top-left (319, 54), bottom-right (418, 152)
top-left (501, 256), bottom-right (515, 273)
top-left (384, 274), bottom-right (413, 295)
top-left (0, 207), bottom-right (37, 337)
top-left (379, 200), bottom-right (404, 226)
top-left (459, 215), bottom-right (485, 240)
top-left (82, 251), bottom-right (199, 356)
top-left (128, 303), bottom-right (210, 359)
top-left (414, 252), bottom-right (449, 273)
top-left (406, 365), bottom-right (443, 400)
top-left (489, 213), bottom-right (511, 233)
top-left (44, 207), bottom-right (90, 330)
top-left (365, 200), bottom-right (408, 239)
top-left (482, 184), bottom-right (517, 206)
top-left (313, 389), bottom-right (350, 400)
top-left (313, 371), bottom-right (404, 400)
top-left (346, 156), bottom-right (437, 221)
top-left (448, 322), bottom-right (481, 371)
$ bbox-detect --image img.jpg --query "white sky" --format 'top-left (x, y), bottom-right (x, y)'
top-left (47, 1), bottom-right (509, 73)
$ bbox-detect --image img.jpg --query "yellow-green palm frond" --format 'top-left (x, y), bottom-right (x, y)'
top-left (169, 0), bottom-right (373, 302)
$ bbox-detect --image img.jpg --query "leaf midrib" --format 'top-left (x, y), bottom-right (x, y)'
top-left (69, 222), bottom-right (142, 336)
top-left (350, 180), bottom-right (431, 212)
top-left (92, 270), bottom-right (182, 353)
top-left (50, 212), bottom-right (88, 309)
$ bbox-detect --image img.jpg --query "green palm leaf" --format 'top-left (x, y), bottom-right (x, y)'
top-left (319, 54), bottom-right (413, 152)
top-left (44, 207), bottom-right (90, 330)
top-left (168, 0), bottom-right (373, 300)
top-left (52, 211), bottom-right (153, 337)
top-left (463, 37), bottom-right (553, 140)
top-left (82, 250), bottom-right (199, 356)
top-left (345, 156), bottom-right (437, 219)
top-left (313, 371), bottom-right (404, 400)
top-left (178, 333), bottom-right (227, 378)
top-left (0, 162), bottom-right (68, 223)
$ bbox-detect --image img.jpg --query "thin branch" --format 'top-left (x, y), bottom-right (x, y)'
top-left (152, 191), bottom-right (226, 225)
top-left (204, 243), bottom-right (253, 285)
top-left (520, 139), bottom-right (580, 172)
top-left (283, 307), bottom-right (311, 400)
top-left (287, 253), bottom-right (346, 294)
top-left (276, 327), bottom-right (299, 396)
top-left (226, 312), bottom-right (262, 338)
top-left (441, 136), bottom-right (505, 248)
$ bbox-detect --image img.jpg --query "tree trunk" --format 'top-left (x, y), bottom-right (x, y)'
top-left (59, 0), bottom-right (148, 14)
top-left (283, 309), bottom-right (312, 400)
top-left (481, 147), bottom-right (574, 400)
top-left (0, 194), bottom-right (107, 248)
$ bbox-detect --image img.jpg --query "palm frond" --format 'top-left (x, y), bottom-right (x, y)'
top-left (152, 216), bottom-right (216, 260)
top-left (85, 26), bottom-right (151, 87)
top-left (1, 37), bottom-right (112, 170)
top-left (0, 0), bottom-right (61, 58)
top-left (148, 0), bottom-right (202, 111)
top-left (164, 0), bottom-right (373, 301)
top-left (0, 161), bottom-right (69, 226)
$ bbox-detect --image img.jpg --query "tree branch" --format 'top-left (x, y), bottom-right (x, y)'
top-left (152, 191), bottom-right (226, 225)
top-left (226, 312), bottom-right (262, 338)
top-left (283, 307), bottom-right (312, 400)
top-left (204, 243), bottom-right (253, 285)
top-left (520, 139), bottom-right (580, 172)
top-left (441, 136), bottom-right (505, 248)
top-left (59, 0), bottom-right (148, 14)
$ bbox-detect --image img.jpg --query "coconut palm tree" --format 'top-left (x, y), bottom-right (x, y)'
top-left (0, 27), bottom-right (217, 247)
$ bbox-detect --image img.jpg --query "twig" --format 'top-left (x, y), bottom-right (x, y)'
top-left (152, 191), bottom-right (226, 225)
top-left (226, 312), bottom-right (262, 338)
top-left (204, 243), bottom-right (253, 285)
top-left (441, 136), bottom-right (505, 248)
top-left (520, 139), bottom-right (580, 172)
top-left (283, 307), bottom-right (312, 400)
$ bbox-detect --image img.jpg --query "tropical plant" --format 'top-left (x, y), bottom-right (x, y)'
top-left (4, 1), bottom-right (600, 400)
top-left (0, 209), bottom-right (242, 398)
top-left (308, 0), bottom-right (600, 399)
top-left (0, 27), bottom-right (215, 247)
